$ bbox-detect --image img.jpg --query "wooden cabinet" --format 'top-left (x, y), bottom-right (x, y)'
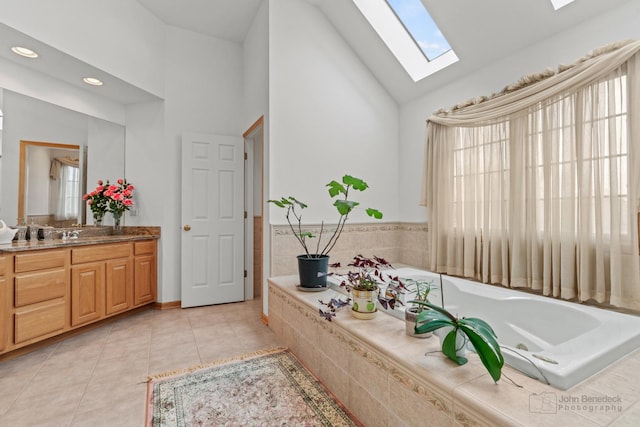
top-left (71, 262), bottom-right (105, 326)
top-left (71, 243), bottom-right (133, 326)
top-left (106, 258), bottom-right (133, 315)
top-left (1, 238), bottom-right (157, 356)
top-left (134, 241), bottom-right (156, 306)
top-left (0, 255), bottom-right (8, 352)
top-left (13, 249), bottom-right (69, 345)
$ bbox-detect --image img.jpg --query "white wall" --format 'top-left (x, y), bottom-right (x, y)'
top-left (153, 25), bottom-right (244, 303)
top-left (398, 0), bottom-right (640, 222)
top-left (86, 117), bottom-right (126, 225)
top-left (0, 0), bottom-right (166, 98)
top-left (269, 0), bottom-right (400, 226)
top-left (244, 0), bottom-right (270, 311)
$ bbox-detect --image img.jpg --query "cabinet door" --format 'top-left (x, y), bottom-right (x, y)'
top-left (0, 276), bottom-right (6, 352)
top-left (71, 263), bottom-right (105, 326)
top-left (105, 259), bottom-right (132, 315)
top-left (134, 255), bottom-right (156, 306)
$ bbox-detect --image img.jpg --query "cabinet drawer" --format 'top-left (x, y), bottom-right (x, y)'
top-left (14, 300), bottom-right (66, 344)
top-left (134, 240), bottom-right (156, 256)
top-left (72, 243), bottom-right (131, 264)
top-left (15, 250), bottom-right (66, 273)
top-left (0, 255), bottom-right (7, 276)
top-left (15, 268), bottom-right (67, 307)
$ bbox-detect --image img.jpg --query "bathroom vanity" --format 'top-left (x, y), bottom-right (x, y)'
top-left (0, 227), bottom-right (159, 357)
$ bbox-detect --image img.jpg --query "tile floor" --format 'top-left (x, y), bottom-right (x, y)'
top-left (0, 299), bottom-right (281, 427)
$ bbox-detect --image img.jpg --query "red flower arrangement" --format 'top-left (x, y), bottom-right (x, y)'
top-left (83, 180), bottom-right (109, 223)
top-left (105, 178), bottom-right (135, 226)
top-left (83, 178), bottom-right (134, 226)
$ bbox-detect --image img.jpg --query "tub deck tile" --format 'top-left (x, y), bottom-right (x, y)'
top-left (268, 275), bottom-right (640, 426)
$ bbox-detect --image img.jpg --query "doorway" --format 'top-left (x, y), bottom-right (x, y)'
top-left (243, 117), bottom-right (264, 300)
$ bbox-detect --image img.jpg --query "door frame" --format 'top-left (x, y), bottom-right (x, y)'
top-left (243, 116), bottom-right (265, 302)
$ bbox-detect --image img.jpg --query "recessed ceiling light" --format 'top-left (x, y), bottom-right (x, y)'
top-left (83, 77), bottom-right (103, 86)
top-left (11, 46), bottom-right (38, 58)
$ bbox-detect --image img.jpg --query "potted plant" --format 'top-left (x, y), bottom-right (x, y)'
top-left (411, 300), bottom-right (504, 383)
top-left (320, 255), bottom-right (403, 320)
top-left (402, 278), bottom-right (433, 338)
top-left (268, 175), bottom-right (382, 289)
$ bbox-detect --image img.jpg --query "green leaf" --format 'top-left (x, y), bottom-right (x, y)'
top-left (409, 300), bottom-right (457, 321)
top-left (458, 321), bottom-right (504, 382)
top-left (298, 231), bottom-right (315, 239)
top-left (267, 199), bottom-right (285, 208)
top-left (342, 175), bottom-right (369, 191)
top-left (334, 200), bottom-right (358, 216)
top-left (287, 196), bottom-right (307, 209)
top-left (366, 208), bottom-right (383, 219)
top-left (442, 330), bottom-right (467, 365)
top-left (414, 318), bottom-right (452, 334)
top-left (327, 180), bottom-right (346, 198)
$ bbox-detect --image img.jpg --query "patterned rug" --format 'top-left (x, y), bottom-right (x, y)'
top-left (146, 347), bottom-right (361, 426)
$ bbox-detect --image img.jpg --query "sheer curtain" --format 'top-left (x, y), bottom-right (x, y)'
top-left (421, 40), bottom-right (640, 310)
top-left (50, 157), bottom-right (80, 220)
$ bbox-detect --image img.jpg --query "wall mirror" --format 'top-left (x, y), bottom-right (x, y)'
top-left (0, 88), bottom-right (125, 226)
top-left (18, 140), bottom-right (83, 227)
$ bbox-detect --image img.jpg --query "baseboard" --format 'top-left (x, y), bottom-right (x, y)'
top-left (261, 312), bottom-right (269, 325)
top-left (151, 300), bottom-right (181, 310)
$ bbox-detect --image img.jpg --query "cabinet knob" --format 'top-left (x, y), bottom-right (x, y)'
top-left (183, 224), bottom-right (191, 231)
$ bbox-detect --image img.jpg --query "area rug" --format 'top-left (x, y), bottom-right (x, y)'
top-left (146, 347), bottom-right (362, 426)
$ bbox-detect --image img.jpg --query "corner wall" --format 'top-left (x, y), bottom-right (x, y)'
top-left (268, 0), bottom-right (400, 226)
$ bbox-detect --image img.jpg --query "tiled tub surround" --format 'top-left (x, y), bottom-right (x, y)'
top-left (270, 222), bottom-right (429, 277)
top-left (268, 275), bottom-right (640, 426)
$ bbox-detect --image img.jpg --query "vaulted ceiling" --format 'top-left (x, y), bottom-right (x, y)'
top-left (136, 0), bottom-right (635, 104)
top-left (2, 1), bottom-right (634, 106)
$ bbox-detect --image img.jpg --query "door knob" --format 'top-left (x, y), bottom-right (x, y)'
top-left (183, 224), bottom-right (191, 231)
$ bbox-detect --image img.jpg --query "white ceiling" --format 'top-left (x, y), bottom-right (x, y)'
top-left (0, 23), bottom-right (161, 105)
top-left (135, 0), bottom-right (635, 104)
top-left (1, 0), bottom-right (633, 106)
top-left (135, 0), bottom-right (264, 43)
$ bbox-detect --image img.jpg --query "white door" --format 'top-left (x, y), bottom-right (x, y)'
top-left (181, 133), bottom-right (245, 308)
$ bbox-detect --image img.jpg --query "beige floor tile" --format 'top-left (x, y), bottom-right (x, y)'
top-left (0, 298), bottom-right (277, 425)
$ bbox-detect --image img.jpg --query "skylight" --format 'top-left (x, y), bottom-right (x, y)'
top-left (353, 0), bottom-right (457, 82)
top-left (550, 0), bottom-right (576, 10)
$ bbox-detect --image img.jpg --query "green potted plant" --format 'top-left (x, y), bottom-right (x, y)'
top-left (410, 300), bottom-right (504, 383)
top-left (319, 255), bottom-right (402, 320)
top-left (402, 278), bottom-right (433, 338)
top-left (268, 175), bottom-right (382, 289)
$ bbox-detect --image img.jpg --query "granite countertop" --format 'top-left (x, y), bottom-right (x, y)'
top-left (0, 226), bottom-right (160, 253)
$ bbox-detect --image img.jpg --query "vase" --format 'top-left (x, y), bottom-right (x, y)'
top-left (93, 213), bottom-right (104, 226)
top-left (112, 211), bottom-right (123, 233)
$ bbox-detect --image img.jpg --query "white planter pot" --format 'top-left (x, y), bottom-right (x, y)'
top-left (404, 307), bottom-right (432, 338)
top-left (351, 288), bottom-right (379, 320)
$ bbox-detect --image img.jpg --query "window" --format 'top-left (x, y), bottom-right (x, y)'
top-left (550, 0), bottom-right (576, 11)
top-left (353, 0), bottom-right (458, 82)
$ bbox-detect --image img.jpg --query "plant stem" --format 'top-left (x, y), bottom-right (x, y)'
top-left (319, 186), bottom-right (350, 256)
top-left (287, 206), bottom-right (310, 257)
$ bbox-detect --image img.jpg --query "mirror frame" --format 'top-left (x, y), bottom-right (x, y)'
top-left (18, 140), bottom-right (81, 223)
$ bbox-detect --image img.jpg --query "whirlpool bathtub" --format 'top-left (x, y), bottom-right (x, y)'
top-left (332, 267), bottom-right (640, 390)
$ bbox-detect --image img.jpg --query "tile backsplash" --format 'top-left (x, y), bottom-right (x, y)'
top-left (270, 222), bottom-right (428, 277)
